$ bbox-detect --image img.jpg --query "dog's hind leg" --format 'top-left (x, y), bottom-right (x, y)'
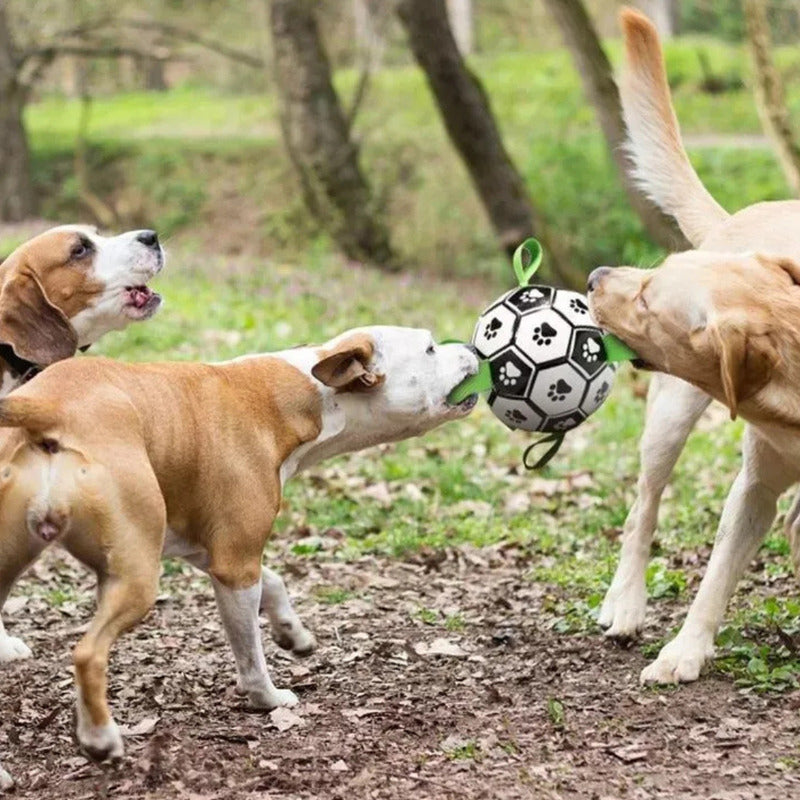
top-left (260, 567), bottom-right (316, 657)
top-left (641, 427), bottom-right (798, 684)
top-left (783, 489), bottom-right (800, 577)
top-left (599, 374), bottom-right (711, 639)
top-left (0, 527), bottom-right (49, 663)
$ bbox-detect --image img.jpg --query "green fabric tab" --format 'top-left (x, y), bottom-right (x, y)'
top-left (602, 334), bottom-right (638, 362)
top-left (448, 359), bottom-right (493, 404)
top-left (512, 238), bottom-right (543, 286)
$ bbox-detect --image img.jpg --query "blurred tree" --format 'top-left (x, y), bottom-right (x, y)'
top-left (543, 0), bottom-right (689, 251)
top-left (397, 0), bottom-right (585, 287)
top-left (744, 0), bottom-right (800, 196)
top-left (269, 0), bottom-right (395, 268)
top-left (0, 0), bottom-right (36, 221)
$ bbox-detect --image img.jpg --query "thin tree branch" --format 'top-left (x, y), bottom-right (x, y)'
top-left (115, 16), bottom-right (264, 68)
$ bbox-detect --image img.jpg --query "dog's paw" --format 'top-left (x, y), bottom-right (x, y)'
top-left (76, 718), bottom-right (124, 762)
top-left (272, 623), bottom-right (317, 657)
top-left (0, 765), bottom-right (14, 792)
top-left (597, 584), bottom-right (646, 640)
top-left (640, 636), bottom-right (714, 685)
top-left (247, 686), bottom-right (299, 710)
top-left (0, 633), bottom-right (32, 662)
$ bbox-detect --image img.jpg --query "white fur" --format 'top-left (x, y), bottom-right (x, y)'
top-left (211, 580), bottom-right (298, 710)
top-left (0, 616), bottom-right (31, 662)
top-left (75, 686), bottom-right (124, 760)
top-left (64, 226), bottom-right (164, 347)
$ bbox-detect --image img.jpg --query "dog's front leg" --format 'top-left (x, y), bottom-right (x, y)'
top-left (600, 375), bottom-right (711, 638)
top-left (211, 577), bottom-right (299, 710)
top-left (641, 426), bottom-right (797, 685)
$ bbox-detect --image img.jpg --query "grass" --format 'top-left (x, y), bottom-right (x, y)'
top-left (22, 37), bottom-right (800, 280)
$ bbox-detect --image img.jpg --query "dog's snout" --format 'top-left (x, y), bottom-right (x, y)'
top-left (587, 267), bottom-right (612, 293)
top-left (136, 230), bottom-right (160, 249)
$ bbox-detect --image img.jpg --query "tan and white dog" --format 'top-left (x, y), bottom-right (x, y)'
top-left (596, 8), bottom-right (800, 644)
top-left (0, 224), bottom-right (163, 394)
top-left (0, 328), bottom-right (478, 777)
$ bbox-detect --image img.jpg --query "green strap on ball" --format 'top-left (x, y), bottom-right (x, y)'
top-left (602, 334), bottom-right (638, 362)
top-left (447, 358), bottom-right (493, 404)
top-left (512, 238), bottom-right (543, 287)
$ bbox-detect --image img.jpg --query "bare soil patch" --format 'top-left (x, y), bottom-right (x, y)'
top-left (2, 546), bottom-right (799, 799)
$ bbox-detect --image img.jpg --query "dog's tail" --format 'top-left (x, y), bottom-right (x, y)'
top-left (619, 8), bottom-right (730, 246)
top-left (0, 395), bottom-right (59, 434)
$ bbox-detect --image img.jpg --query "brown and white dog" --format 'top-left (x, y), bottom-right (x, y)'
top-left (595, 9), bottom-right (800, 646)
top-left (0, 328), bottom-right (478, 775)
top-left (587, 10), bottom-right (800, 686)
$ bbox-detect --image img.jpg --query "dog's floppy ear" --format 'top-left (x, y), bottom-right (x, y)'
top-left (312, 334), bottom-right (383, 392)
top-left (0, 269), bottom-right (78, 366)
top-left (709, 320), bottom-right (778, 420)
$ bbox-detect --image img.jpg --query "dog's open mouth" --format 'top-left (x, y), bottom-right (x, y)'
top-left (124, 285), bottom-right (162, 319)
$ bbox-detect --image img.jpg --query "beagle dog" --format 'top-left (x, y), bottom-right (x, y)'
top-left (595, 9), bottom-right (800, 644)
top-left (0, 328), bottom-right (478, 775)
top-left (0, 224), bottom-right (163, 393)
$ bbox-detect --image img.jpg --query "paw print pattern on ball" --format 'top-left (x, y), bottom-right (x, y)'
top-left (570, 329), bottom-right (607, 378)
top-left (581, 338), bottom-right (601, 364)
top-left (569, 297), bottom-right (588, 315)
top-left (506, 285), bottom-right (552, 314)
top-left (499, 361), bottom-right (522, 387)
top-left (505, 408), bottom-right (527, 425)
top-left (532, 322), bottom-right (557, 347)
top-left (594, 381), bottom-right (610, 404)
top-left (547, 378), bottom-right (572, 403)
top-left (484, 316), bottom-right (503, 340)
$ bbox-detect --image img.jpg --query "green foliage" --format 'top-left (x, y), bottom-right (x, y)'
top-left (24, 38), bottom-right (800, 281)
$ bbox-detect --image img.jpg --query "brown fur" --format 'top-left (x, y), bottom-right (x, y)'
top-left (0, 230), bottom-right (105, 369)
top-left (0, 355), bottom-right (326, 730)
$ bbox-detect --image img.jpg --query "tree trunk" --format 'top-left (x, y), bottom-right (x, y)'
top-left (744, 0), bottom-right (800, 197)
top-left (270, 0), bottom-right (394, 268)
top-left (397, 0), bottom-right (537, 258)
top-left (0, 2), bottom-right (36, 222)
top-left (542, 0), bottom-right (688, 251)
top-left (446, 0), bottom-right (474, 55)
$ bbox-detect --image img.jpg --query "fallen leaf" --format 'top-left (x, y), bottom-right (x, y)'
top-left (270, 706), bottom-right (303, 732)
top-left (121, 716), bottom-right (159, 737)
top-left (414, 638), bottom-right (467, 658)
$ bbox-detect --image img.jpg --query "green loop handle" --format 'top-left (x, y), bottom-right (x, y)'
top-left (512, 238), bottom-right (543, 287)
top-left (522, 432), bottom-right (566, 470)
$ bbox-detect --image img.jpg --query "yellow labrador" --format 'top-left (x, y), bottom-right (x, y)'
top-left (596, 8), bottom-right (800, 647)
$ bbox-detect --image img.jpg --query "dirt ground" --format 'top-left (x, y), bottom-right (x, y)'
top-left (1, 544), bottom-right (799, 800)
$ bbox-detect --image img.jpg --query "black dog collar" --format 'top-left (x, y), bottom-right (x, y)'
top-left (0, 343), bottom-right (92, 385)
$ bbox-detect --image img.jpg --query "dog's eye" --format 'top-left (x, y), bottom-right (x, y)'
top-left (70, 238), bottom-right (93, 260)
top-left (636, 291), bottom-right (649, 312)
top-left (426, 344), bottom-right (435, 355)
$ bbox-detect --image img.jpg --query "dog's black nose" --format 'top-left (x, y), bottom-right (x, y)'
top-left (587, 267), bottom-right (612, 292)
top-left (136, 230), bottom-right (159, 249)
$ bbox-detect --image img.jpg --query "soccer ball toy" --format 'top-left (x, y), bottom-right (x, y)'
top-left (472, 283), bottom-right (616, 434)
